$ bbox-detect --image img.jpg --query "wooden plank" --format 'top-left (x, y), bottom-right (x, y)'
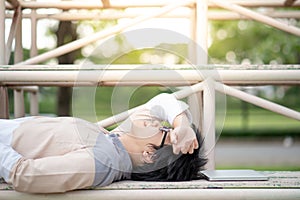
top-left (1, 171), bottom-right (300, 191)
top-left (1, 172), bottom-right (300, 200)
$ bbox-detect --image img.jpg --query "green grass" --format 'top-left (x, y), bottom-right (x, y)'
top-left (221, 109), bottom-right (300, 137)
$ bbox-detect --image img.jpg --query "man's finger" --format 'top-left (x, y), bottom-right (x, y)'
top-left (188, 143), bottom-right (194, 154)
top-left (194, 139), bottom-right (199, 149)
top-left (181, 146), bottom-right (188, 154)
top-left (172, 145), bottom-right (180, 154)
top-left (169, 130), bottom-right (178, 144)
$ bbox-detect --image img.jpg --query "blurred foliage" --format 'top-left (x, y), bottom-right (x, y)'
top-left (208, 19), bottom-right (300, 118)
top-left (209, 20), bottom-right (300, 64)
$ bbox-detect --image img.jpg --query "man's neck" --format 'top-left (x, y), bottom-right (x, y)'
top-left (118, 134), bottom-right (144, 167)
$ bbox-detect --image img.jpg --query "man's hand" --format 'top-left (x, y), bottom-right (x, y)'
top-left (170, 126), bottom-right (199, 154)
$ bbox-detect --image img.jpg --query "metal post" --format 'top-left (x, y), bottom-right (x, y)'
top-left (30, 2), bottom-right (38, 57)
top-left (0, 1), bottom-right (9, 119)
top-left (188, 0), bottom-right (213, 169)
top-left (195, 0), bottom-right (208, 65)
top-left (187, 2), bottom-right (203, 132)
top-left (14, 89), bottom-right (25, 118)
top-left (0, 0), bottom-right (6, 64)
top-left (14, 6), bottom-right (23, 63)
top-left (0, 87), bottom-right (9, 119)
top-left (29, 1), bottom-right (39, 116)
top-left (12, 5), bottom-right (25, 118)
top-left (30, 91), bottom-right (39, 116)
top-left (202, 79), bottom-right (216, 170)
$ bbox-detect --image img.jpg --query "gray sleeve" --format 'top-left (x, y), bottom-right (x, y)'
top-left (92, 134), bottom-right (130, 187)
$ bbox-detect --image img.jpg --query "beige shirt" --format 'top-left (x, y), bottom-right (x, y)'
top-left (1, 93), bottom-right (191, 193)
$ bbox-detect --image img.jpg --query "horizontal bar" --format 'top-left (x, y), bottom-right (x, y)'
top-left (3, 64), bottom-right (300, 70)
top-left (17, 0), bottom-right (194, 10)
top-left (208, 10), bottom-right (300, 20)
top-left (15, 0), bottom-right (300, 10)
top-left (1, 69), bottom-right (300, 86)
top-left (6, 10), bottom-right (300, 21)
top-left (5, 10), bottom-right (191, 21)
top-left (9, 86), bottom-right (39, 93)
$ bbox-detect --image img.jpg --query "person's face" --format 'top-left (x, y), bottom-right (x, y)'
top-left (131, 119), bottom-right (171, 147)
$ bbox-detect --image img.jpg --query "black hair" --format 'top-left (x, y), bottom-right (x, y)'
top-left (131, 124), bottom-right (207, 181)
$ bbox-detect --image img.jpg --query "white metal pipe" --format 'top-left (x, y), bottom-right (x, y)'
top-left (14, 89), bottom-right (25, 118)
top-left (3, 64), bottom-right (300, 70)
top-left (211, 0), bottom-right (300, 37)
top-left (10, 86), bottom-right (39, 116)
top-left (14, 6), bottom-right (23, 63)
top-left (0, 0), bottom-right (6, 65)
top-left (17, 0), bottom-right (300, 9)
top-left (30, 7), bottom-right (38, 57)
top-left (17, 0), bottom-right (194, 65)
top-left (6, 11), bottom-right (300, 21)
top-left (97, 105), bottom-right (145, 128)
top-left (6, 6), bottom-right (21, 63)
top-left (33, 10), bottom-right (190, 21)
top-left (195, 0), bottom-right (208, 65)
top-left (202, 79), bottom-right (216, 170)
top-left (223, 0), bottom-right (300, 7)
top-left (172, 80), bottom-right (205, 99)
top-left (30, 91), bottom-right (39, 116)
top-left (208, 10), bottom-right (300, 20)
top-left (1, 70), bottom-right (300, 85)
top-left (189, 4), bottom-right (197, 64)
top-left (215, 82), bottom-right (300, 121)
top-left (9, 86), bottom-right (39, 93)
top-left (19, 0), bottom-right (189, 9)
top-left (2, 81), bottom-right (200, 87)
top-left (0, 86), bottom-right (9, 119)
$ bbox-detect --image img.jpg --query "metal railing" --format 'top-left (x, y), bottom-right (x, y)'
top-left (1, 0), bottom-right (300, 169)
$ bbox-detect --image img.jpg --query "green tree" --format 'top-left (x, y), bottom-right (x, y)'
top-left (209, 20), bottom-right (300, 64)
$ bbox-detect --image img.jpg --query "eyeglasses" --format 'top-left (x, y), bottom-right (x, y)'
top-left (159, 127), bottom-right (172, 148)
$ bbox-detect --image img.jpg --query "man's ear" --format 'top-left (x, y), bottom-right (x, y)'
top-left (142, 145), bottom-right (156, 164)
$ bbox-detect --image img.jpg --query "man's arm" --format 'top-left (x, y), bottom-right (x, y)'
top-left (145, 93), bottom-right (192, 124)
top-left (7, 148), bottom-right (95, 193)
top-left (171, 113), bottom-right (199, 154)
top-left (146, 93), bottom-right (199, 154)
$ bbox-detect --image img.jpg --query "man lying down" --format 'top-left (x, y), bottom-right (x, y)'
top-left (0, 93), bottom-right (207, 193)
